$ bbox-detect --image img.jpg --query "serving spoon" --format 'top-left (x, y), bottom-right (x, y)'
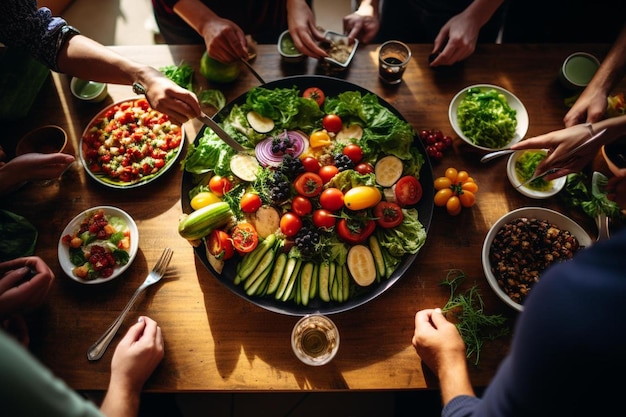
top-left (480, 148), bottom-right (517, 163)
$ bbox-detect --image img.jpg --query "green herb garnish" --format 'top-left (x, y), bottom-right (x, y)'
top-left (515, 150), bottom-right (551, 190)
top-left (441, 269), bottom-right (509, 365)
top-left (160, 62), bottom-right (194, 91)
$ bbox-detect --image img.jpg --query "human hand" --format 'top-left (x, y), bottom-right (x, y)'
top-left (411, 308), bottom-right (466, 374)
top-left (0, 153), bottom-right (75, 195)
top-left (287, 2), bottom-right (327, 59)
top-left (108, 316), bottom-right (164, 394)
top-left (430, 12), bottom-right (481, 67)
top-left (142, 67), bottom-right (201, 125)
top-left (0, 256), bottom-right (55, 317)
top-left (563, 87), bottom-right (609, 127)
top-left (200, 17), bottom-right (248, 63)
top-left (510, 123), bottom-right (601, 180)
top-left (343, 11), bottom-right (380, 44)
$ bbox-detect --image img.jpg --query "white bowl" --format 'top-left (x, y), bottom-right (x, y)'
top-left (278, 30), bottom-right (305, 63)
top-left (58, 206), bottom-right (139, 284)
top-left (507, 150), bottom-right (566, 198)
top-left (482, 207), bottom-right (592, 312)
top-left (321, 30), bottom-right (358, 70)
top-left (449, 84), bottom-right (529, 151)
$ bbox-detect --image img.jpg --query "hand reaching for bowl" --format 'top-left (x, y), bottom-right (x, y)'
top-left (0, 153), bottom-right (75, 195)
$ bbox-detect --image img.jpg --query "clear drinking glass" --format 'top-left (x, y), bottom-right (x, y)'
top-left (378, 40), bottom-right (412, 85)
top-left (291, 314), bottom-right (340, 366)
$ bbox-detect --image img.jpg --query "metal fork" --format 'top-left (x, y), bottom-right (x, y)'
top-left (87, 248), bottom-right (173, 361)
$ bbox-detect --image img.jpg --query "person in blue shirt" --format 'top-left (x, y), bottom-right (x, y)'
top-left (412, 224), bottom-right (626, 416)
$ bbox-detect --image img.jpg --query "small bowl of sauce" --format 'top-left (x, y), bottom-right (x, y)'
top-left (507, 150), bottom-right (566, 198)
top-left (70, 77), bottom-right (108, 103)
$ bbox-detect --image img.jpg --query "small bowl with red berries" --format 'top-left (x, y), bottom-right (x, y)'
top-left (58, 206), bottom-right (139, 284)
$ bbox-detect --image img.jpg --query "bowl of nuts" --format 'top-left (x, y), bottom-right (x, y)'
top-left (482, 207), bottom-right (592, 311)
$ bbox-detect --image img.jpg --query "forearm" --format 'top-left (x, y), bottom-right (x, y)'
top-left (99, 384), bottom-right (140, 417)
top-left (172, 0), bottom-right (219, 38)
top-left (437, 359), bottom-right (476, 406)
top-left (56, 35), bottom-right (148, 86)
top-left (586, 24), bottom-right (626, 96)
top-left (589, 114), bottom-right (626, 145)
top-left (464, 0), bottom-right (505, 26)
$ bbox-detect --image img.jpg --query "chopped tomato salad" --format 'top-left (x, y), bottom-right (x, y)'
top-left (82, 98), bottom-right (183, 184)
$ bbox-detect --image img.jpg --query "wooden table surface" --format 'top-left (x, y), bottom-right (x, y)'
top-left (2, 43), bottom-right (620, 393)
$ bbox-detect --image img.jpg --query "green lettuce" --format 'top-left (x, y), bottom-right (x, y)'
top-left (376, 208), bottom-right (426, 257)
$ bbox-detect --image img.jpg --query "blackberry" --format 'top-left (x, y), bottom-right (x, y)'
top-left (294, 225), bottom-right (321, 258)
top-left (334, 153), bottom-right (355, 172)
top-left (271, 133), bottom-right (293, 155)
top-left (267, 171), bottom-right (291, 203)
top-left (280, 154), bottom-right (304, 179)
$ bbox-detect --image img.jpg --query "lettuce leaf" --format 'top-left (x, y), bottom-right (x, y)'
top-left (0, 210), bottom-right (38, 262)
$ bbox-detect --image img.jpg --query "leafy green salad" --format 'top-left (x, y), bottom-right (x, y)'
top-left (457, 87), bottom-right (517, 148)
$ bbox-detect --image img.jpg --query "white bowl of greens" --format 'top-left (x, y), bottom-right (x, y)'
top-left (58, 206), bottom-right (139, 284)
top-left (449, 84), bottom-right (528, 151)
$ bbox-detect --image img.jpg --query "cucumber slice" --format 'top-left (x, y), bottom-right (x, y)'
top-left (246, 110), bottom-right (275, 133)
top-left (299, 262), bottom-right (315, 306)
top-left (230, 152), bottom-right (260, 182)
top-left (368, 235), bottom-right (386, 281)
top-left (318, 262), bottom-right (331, 302)
top-left (266, 252), bottom-right (287, 295)
top-left (347, 244), bottom-right (377, 287)
top-left (374, 155), bottom-right (403, 187)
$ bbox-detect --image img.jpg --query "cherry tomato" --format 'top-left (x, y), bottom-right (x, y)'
top-left (462, 180), bottom-right (479, 193)
top-left (302, 87), bottom-right (325, 107)
top-left (231, 222), bottom-right (259, 253)
top-left (343, 186), bottom-right (382, 210)
top-left (301, 156), bottom-right (321, 173)
top-left (208, 175), bottom-right (233, 197)
top-left (355, 162), bottom-right (374, 175)
top-left (318, 165), bottom-right (339, 183)
top-left (446, 196), bottom-right (462, 216)
top-left (190, 191), bottom-right (221, 210)
top-left (336, 218), bottom-right (376, 244)
top-left (394, 176), bottom-right (423, 207)
top-left (459, 190), bottom-right (476, 208)
top-left (294, 172), bottom-right (324, 197)
top-left (343, 143), bottom-right (364, 163)
top-left (309, 130), bottom-right (332, 148)
top-left (312, 209), bottom-right (336, 228)
top-left (322, 114), bottom-right (343, 133)
top-left (434, 188), bottom-right (454, 206)
top-left (456, 170), bottom-right (470, 184)
top-left (207, 230), bottom-right (234, 260)
top-left (434, 177), bottom-right (452, 191)
top-left (280, 212), bottom-right (302, 237)
top-left (319, 188), bottom-right (345, 211)
top-left (445, 167), bottom-right (458, 182)
top-left (240, 192), bottom-right (262, 213)
top-left (292, 195), bottom-right (313, 216)
top-left (373, 201), bottom-right (404, 228)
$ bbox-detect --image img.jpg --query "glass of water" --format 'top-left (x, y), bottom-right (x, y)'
top-left (291, 314), bottom-right (340, 366)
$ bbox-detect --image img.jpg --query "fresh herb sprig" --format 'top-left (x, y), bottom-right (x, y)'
top-left (440, 269), bottom-right (509, 365)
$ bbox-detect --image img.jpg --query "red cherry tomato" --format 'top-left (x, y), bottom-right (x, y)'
top-left (302, 87), bottom-right (325, 107)
top-left (394, 175), bottom-right (423, 207)
top-left (231, 222), bottom-right (259, 253)
top-left (318, 165), bottom-right (339, 183)
top-left (319, 188), bottom-right (345, 211)
top-left (294, 172), bottom-right (324, 197)
top-left (336, 219), bottom-right (376, 244)
top-left (208, 175), bottom-right (233, 197)
top-left (373, 201), bottom-right (404, 228)
top-left (207, 230), bottom-right (234, 260)
top-left (240, 192), bottom-right (262, 213)
top-left (301, 156), bottom-right (321, 173)
top-left (291, 195), bottom-right (313, 216)
top-left (343, 143), bottom-right (364, 163)
top-left (355, 162), bottom-right (374, 175)
top-left (312, 209), bottom-right (336, 228)
top-left (280, 212), bottom-right (302, 237)
top-left (322, 114), bottom-right (343, 133)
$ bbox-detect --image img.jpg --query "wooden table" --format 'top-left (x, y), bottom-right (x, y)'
top-left (2, 43), bottom-right (620, 393)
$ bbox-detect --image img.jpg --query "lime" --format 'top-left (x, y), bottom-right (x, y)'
top-left (199, 52), bottom-right (240, 83)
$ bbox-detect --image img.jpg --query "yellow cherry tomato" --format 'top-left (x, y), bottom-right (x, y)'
top-left (343, 186), bottom-right (382, 210)
top-left (459, 190), bottom-right (476, 208)
top-left (446, 196), bottom-right (462, 216)
top-left (309, 130), bottom-right (332, 148)
top-left (462, 181), bottom-right (479, 193)
top-left (434, 176), bottom-right (452, 190)
top-left (456, 170), bottom-right (470, 184)
top-left (434, 188), bottom-right (454, 206)
top-left (190, 191), bottom-right (222, 210)
top-left (445, 167), bottom-right (458, 182)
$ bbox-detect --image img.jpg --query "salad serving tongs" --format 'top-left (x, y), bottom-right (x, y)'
top-left (515, 128), bottom-right (608, 188)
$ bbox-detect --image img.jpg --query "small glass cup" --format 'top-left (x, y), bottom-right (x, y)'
top-left (291, 314), bottom-right (339, 366)
top-left (378, 40), bottom-right (412, 85)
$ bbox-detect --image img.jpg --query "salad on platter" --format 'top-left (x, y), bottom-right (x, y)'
top-left (180, 76), bottom-right (433, 314)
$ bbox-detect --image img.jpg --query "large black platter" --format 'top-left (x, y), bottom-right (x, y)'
top-left (181, 75), bottom-right (434, 316)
